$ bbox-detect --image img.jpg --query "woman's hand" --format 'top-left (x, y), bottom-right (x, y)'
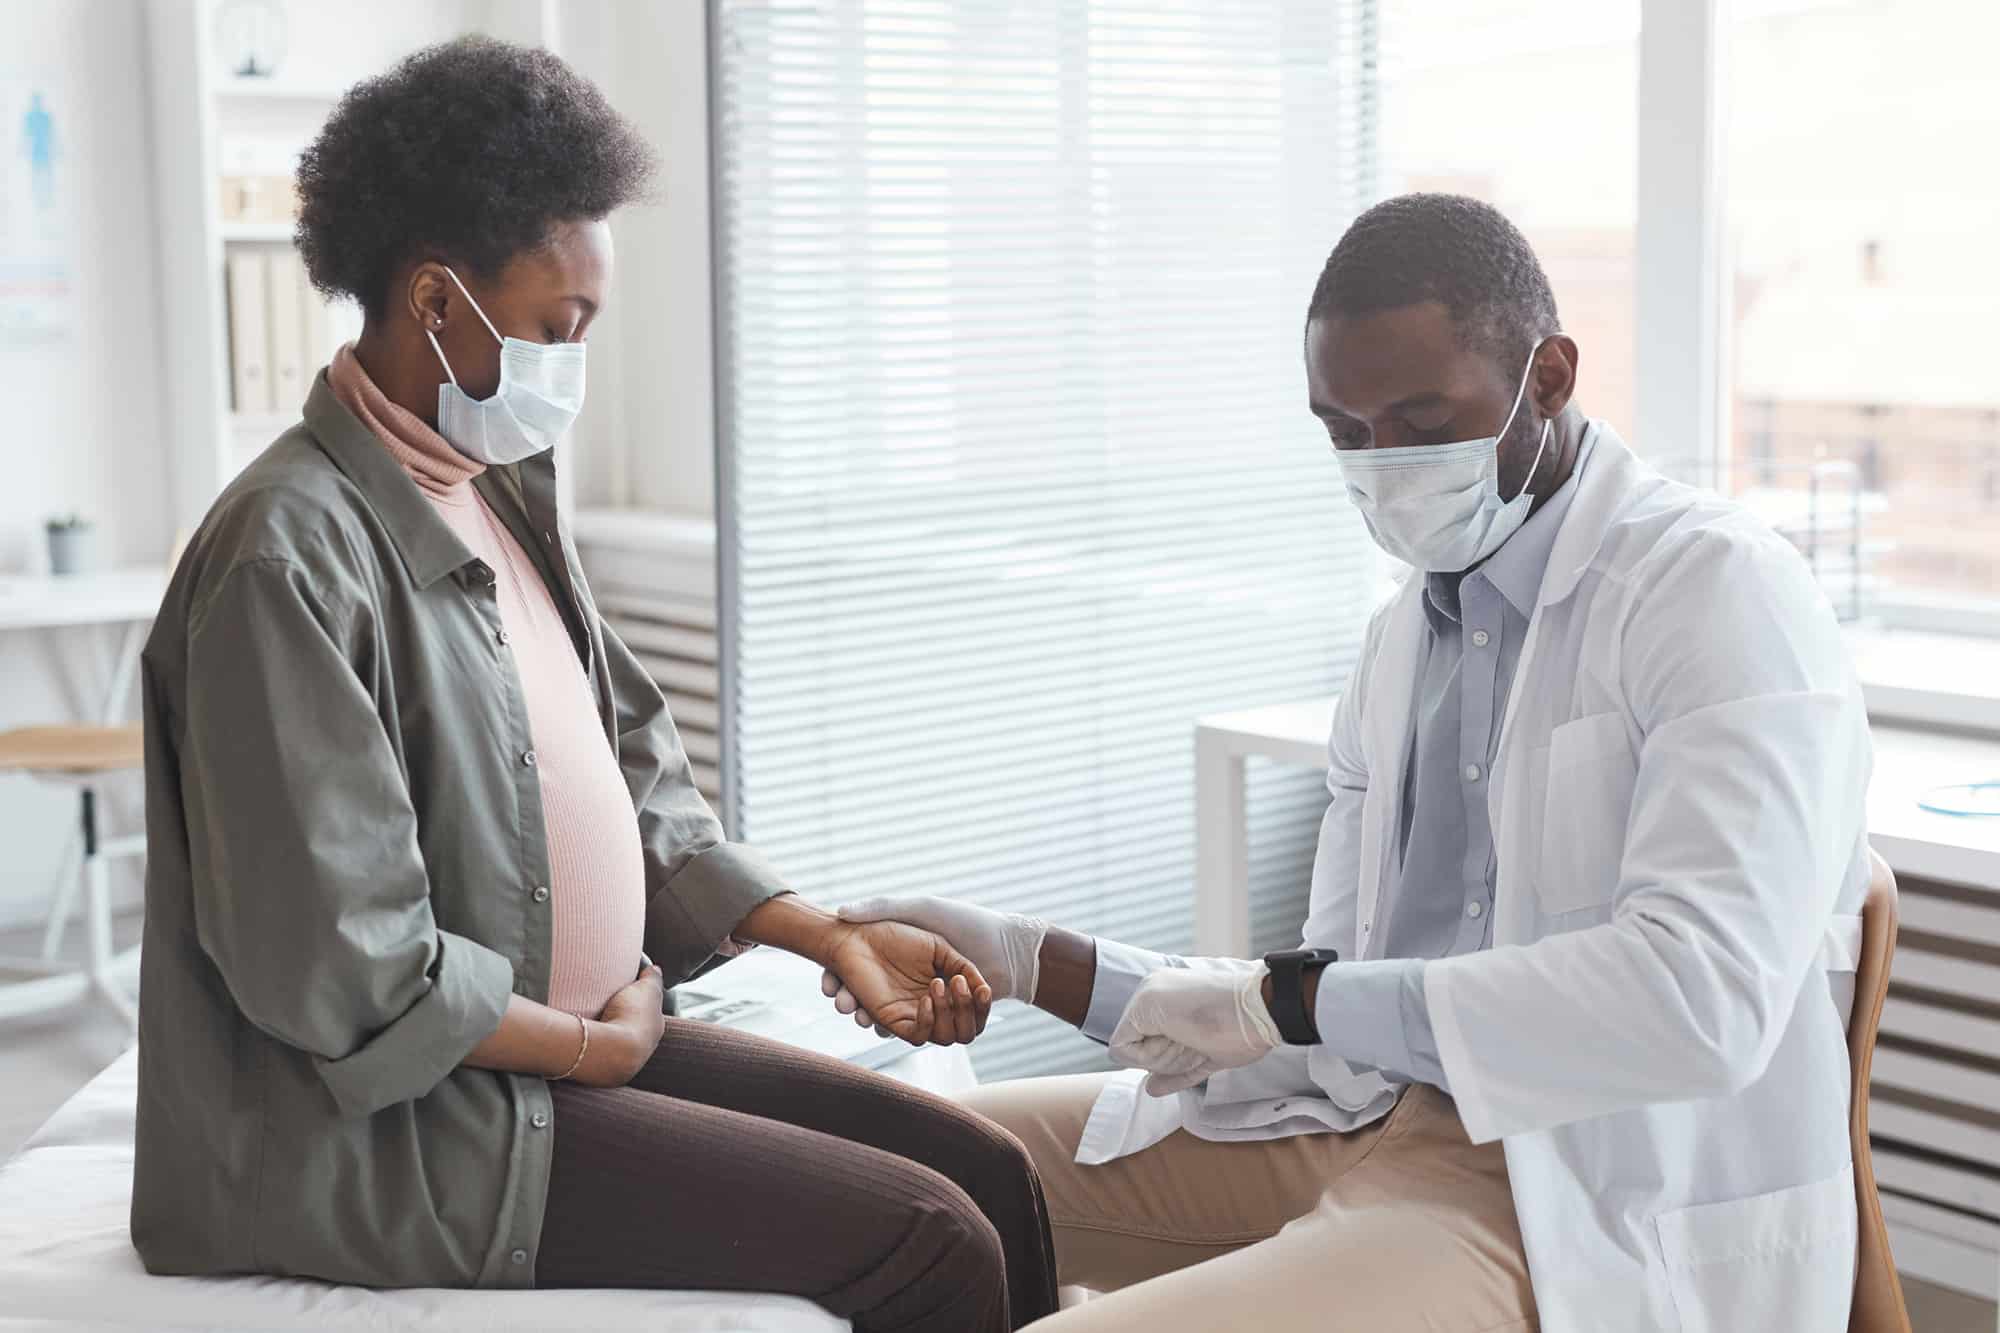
top-left (570, 961), bottom-right (667, 1087)
top-left (821, 918), bottom-right (994, 1047)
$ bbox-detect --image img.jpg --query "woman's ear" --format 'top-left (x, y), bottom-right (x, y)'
top-left (1533, 333), bottom-right (1580, 418)
top-left (406, 263), bottom-right (452, 335)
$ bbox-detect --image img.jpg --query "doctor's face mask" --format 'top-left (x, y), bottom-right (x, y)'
top-left (1304, 302), bottom-right (1569, 573)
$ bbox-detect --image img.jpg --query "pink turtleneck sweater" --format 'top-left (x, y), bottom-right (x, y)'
top-left (329, 345), bottom-right (646, 1018)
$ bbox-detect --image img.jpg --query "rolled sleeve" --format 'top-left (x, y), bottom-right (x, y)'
top-left (647, 841), bottom-right (790, 976)
top-left (600, 618), bottom-right (792, 981)
top-left (182, 558), bottom-right (512, 1117)
top-left (1082, 939), bottom-right (1180, 1044)
top-left (1314, 958), bottom-right (1448, 1090)
top-left (315, 930), bottom-right (515, 1118)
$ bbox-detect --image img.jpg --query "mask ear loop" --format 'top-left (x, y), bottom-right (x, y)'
top-left (1504, 334), bottom-right (1561, 503)
top-left (439, 265), bottom-right (505, 345)
top-left (424, 326), bottom-right (460, 388)
top-left (423, 265), bottom-right (506, 390)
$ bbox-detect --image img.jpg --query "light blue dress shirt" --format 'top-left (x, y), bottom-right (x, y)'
top-left (1084, 434), bottom-right (1595, 1092)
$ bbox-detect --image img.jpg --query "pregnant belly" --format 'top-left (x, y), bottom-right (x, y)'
top-left (538, 744), bottom-right (650, 1018)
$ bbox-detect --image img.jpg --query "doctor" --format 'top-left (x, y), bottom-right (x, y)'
top-left (829, 193), bottom-right (1873, 1331)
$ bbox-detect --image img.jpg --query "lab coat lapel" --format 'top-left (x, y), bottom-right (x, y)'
top-left (1492, 424), bottom-right (1641, 765)
top-left (1488, 424), bottom-right (1643, 942)
top-left (1357, 577), bottom-right (1426, 959)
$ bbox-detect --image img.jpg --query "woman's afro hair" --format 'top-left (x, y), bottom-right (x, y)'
top-left (295, 35), bottom-right (656, 319)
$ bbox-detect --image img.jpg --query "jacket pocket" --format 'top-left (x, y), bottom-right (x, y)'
top-left (1535, 711), bottom-right (1637, 915)
top-left (1655, 1165), bottom-right (1857, 1333)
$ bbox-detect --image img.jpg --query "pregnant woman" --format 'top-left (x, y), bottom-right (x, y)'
top-left (130, 37), bottom-right (1056, 1333)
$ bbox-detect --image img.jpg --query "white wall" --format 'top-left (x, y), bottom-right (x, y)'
top-left (0, 0), bottom-right (173, 928)
top-left (594, 0), bottom-right (719, 517)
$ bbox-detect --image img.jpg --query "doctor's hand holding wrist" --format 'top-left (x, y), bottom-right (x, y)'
top-left (1107, 964), bottom-right (1286, 1096)
top-left (820, 896), bottom-right (1048, 1034)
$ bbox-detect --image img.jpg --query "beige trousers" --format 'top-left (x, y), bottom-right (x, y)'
top-left (958, 1076), bottom-right (1536, 1332)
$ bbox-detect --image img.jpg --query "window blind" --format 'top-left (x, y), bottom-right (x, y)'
top-left (712, 0), bottom-right (1383, 1079)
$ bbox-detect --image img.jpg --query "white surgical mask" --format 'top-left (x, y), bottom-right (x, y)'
top-left (1331, 338), bottom-right (1557, 572)
top-left (424, 266), bottom-right (586, 466)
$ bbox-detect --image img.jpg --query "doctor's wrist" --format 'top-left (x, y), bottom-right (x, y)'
top-left (1260, 967), bottom-right (1324, 1043)
top-left (1033, 925), bottom-right (1097, 1029)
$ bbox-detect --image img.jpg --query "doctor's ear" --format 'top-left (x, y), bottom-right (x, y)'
top-left (1530, 334), bottom-right (1580, 419)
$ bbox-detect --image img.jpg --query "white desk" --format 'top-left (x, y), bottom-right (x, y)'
top-left (0, 568), bottom-right (168, 725)
top-left (1193, 698), bottom-right (1333, 956)
top-left (1193, 697), bottom-right (2000, 954)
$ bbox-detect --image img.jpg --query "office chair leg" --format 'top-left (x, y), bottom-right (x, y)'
top-left (38, 829), bottom-right (82, 960)
top-left (80, 787), bottom-right (138, 1033)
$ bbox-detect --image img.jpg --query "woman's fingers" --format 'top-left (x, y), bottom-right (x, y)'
top-left (948, 973), bottom-right (977, 1044)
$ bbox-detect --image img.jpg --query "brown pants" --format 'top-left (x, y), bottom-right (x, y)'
top-left (960, 1076), bottom-right (1536, 1332)
top-left (535, 1018), bottom-right (1060, 1332)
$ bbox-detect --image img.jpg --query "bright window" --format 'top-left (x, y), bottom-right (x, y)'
top-left (1727, 0), bottom-right (2000, 623)
top-left (1379, 0), bottom-right (1640, 436)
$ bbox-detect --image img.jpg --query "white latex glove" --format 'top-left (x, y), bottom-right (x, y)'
top-left (820, 896), bottom-right (1048, 1032)
top-left (1108, 964), bottom-right (1283, 1097)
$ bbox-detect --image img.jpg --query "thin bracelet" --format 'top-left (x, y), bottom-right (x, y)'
top-left (552, 1014), bottom-right (589, 1081)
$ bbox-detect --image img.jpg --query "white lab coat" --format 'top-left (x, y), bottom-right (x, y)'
top-left (1081, 423), bottom-right (1873, 1332)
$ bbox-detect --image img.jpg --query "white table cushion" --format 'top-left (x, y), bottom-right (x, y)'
top-left (0, 1048), bottom-right (858, 1332)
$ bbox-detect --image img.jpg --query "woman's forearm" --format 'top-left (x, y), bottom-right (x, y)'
top-left (733, 891), bottom-right (843, 965)
top-left (463, 993), bottom-right (632, 1082)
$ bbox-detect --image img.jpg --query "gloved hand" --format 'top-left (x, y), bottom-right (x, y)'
top-left (820, 896), bottom-right (1049, 1031)
top-left (1108, 964), bottom-right (1282, 1096)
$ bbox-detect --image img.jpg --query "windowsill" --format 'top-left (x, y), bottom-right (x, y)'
top-left (1846, 627), bottom-right (2000, 736)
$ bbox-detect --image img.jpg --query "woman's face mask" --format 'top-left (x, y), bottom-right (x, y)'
top-left (1330, 336), bottom-right (1556, 572)
top-left (424, 265), bottom-right (586, 466)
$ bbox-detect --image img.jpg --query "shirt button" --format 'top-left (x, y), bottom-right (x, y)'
top-left (1464, 763), bottom-right (1482, 782)
top-left (522, 750), bottom-right (538, 767)
top-left (1467, 901), bottom-right (1485, 919)
top-left (1471, 629), bottom-right (1491, 648)
top-left (531, 885), bottom-right (550, 903)
top-left (530, 1111), bottom-right (549, 1129)
top-left (510, 1248), bottom-right (528, 1265)
top-left (496, 628), bottom-right (511, 646)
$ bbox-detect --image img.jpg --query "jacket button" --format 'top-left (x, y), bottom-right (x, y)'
top-left (531, 885), bottom-right (550, 903)
top-left (522, 750), bottom-right (537, 767)
top-left (531, 1111), bottom-right (549, 1129)
top-left (510, 1248), bottom-right (528, 1265)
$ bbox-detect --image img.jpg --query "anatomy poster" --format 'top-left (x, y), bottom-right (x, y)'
top-left (0, 74), bottom-right (76, 342)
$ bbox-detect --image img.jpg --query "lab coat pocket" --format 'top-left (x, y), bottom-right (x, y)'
top-left (1536, 711), bottom-right (1637, 915)
top-left (1654, 1164), bottom-right (1857, 1333)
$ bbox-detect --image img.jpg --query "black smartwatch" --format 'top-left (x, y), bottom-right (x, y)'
top-left (1261, 948), bottom-right (1341, 1045)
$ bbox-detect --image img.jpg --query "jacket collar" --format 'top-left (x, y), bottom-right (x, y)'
top-left (302, 371), bottom-right (477, 589)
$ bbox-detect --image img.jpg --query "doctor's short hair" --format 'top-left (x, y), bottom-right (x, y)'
top-left (1305, 193), bottom-right (1561, 372)
top-left (294, 36), bottom-right (656, 320)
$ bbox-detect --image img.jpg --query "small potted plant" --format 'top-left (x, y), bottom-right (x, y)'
top-left (45, 513), bottom-right (95, 576)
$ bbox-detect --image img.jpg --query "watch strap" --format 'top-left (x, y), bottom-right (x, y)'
top-left (1262, 948), bottom-right (1340, 1045)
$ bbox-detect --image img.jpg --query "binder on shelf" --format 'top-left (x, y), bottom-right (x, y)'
top-left (265, 250), bottom-right (308, 416)
top-left (225, 250), bottom-right (273, 415)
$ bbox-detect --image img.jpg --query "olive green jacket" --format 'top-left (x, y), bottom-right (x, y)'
top-left (130, 372), bottom-right (785, 1288)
